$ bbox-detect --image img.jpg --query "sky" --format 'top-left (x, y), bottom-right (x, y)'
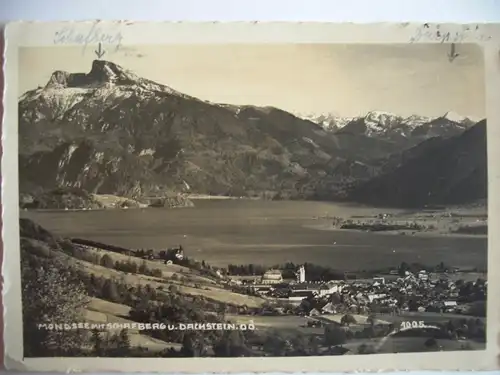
top-left (18, 43), bottom-right (485, 118)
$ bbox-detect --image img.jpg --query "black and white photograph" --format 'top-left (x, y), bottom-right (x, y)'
top-left (3, 22), bottom-right (497, 370)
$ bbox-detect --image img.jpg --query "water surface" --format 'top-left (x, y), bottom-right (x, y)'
top-left (22, 200), bottom-right (487, 271)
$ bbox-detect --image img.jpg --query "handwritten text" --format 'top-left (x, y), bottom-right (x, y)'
top-left (54, 22), bottom-right (124, 55)
top-left (410, 24), bottom-right (492, 43)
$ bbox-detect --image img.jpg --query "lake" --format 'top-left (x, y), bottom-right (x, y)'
top-left (22, 200), bottom-right (487, 271)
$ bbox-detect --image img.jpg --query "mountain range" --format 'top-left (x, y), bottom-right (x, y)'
top-left (297, 111), bottom-right (479, 146)
top-left (18, 60), bottom-right (487, 207)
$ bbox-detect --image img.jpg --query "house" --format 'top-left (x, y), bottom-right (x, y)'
top-left (442, 301), bottom-right (458, 312)
top-left (261, 269), bottom-right (284, 284)
top-left (309, 308), bottom-right (321, 316)
top-left (367, 293), bottom-right (387, 303)
top-left (159, 247), bottom-right (184, 262)
top-left (418, 271), bottom-right (429, 281)
top-left (321, 302), bottom-right (337, 314)
top-left (288, 290), bottom-right (314, 302)
top-left (317, 281), bottom-right (343, 297)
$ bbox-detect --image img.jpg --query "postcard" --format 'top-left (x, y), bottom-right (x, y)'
top-left (2, 21), bottom-right (500, 372)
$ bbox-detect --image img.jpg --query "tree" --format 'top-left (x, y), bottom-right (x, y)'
top-left (213, 330), bottom-right (249, 357)
top-left (424, 337), bottom-right (438, 351)
top-left (324, 325), bottom-right (347, 347)
top-left (289, 332), bottom-right (311, 356)
top-left (307, 335), bottom-right (320, 356)
top-left (116, 329), bottom-right (131, 356)
top-left (340, 314), bottom-right (357, 326)
top-left (217, 303), bottom-right (227, 319)
top-left (399, 261), bottom-right (410, 276)
top-left (102, 279), bottom-right (120, 302)
top-left (139, 260), bottom-right (148, 274)
top-left (181, 332), bottom-right (205, 357)
top-left (358, 343), bottom-right (375, 354)
top-left (330, 292), bottom-right (342, 305)
top-left (263, 332), bottom-right (289, 356)
top-left (21, 253), bottom-right (90, 356)
top-left (168, 285), bottom-right (178, 293)
top-left (90, 329), bottom-right (104, 356)
top-left (367, 314), bottom-right (376, 328)
top-left (100, 254), bottom-right (115, 268)
top-left (127, 260), bottom-right (138, 273)
top-left (362, 326), bottom-right (376, 339)
top-left (408, 299), bottom-right (419, 312)
top-left (468, 301), bottom-right (486, 317)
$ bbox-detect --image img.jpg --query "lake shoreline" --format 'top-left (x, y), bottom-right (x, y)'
top-left (304, 223), bottom-right (488, 239)
top-left (186, 194), bottom-right (261, 200)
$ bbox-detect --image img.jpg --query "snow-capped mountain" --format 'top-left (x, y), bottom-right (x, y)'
top-left (295, 112), bottom-right (353, 131)
top-left (298, 110), bottom-right (481, 144)
top-left (441, 111), bottom-right (481, 125)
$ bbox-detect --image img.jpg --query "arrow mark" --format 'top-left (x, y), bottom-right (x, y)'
top-left (447, 43), bottom-right (459, 63)
top-left (95, 42), bottom-right (106, 59)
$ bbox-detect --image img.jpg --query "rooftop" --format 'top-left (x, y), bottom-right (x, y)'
top-left (263, 269), bottom-right (283, 275)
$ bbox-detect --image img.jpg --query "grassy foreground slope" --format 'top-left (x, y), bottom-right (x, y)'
top-left (20, 217), bottom-right (266, 357)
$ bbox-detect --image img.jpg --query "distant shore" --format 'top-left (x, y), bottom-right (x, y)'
top-left (186, 193), bottom-right (260, 200)
top-left (306, 205), bottom-right (488, 239)
top-left (20, 192), bottom-right (263, 212)
top-left (305, 223), bottom-right (487, 239)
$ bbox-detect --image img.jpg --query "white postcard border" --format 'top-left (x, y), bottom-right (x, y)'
top-left (2, 21), bottom-right (500, 373)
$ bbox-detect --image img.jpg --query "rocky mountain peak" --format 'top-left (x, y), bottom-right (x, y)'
top-left (88, 60), bottom-right (138, 84)
top-left (442, 111), bottom-right (467, 123)
top-left (45, 60), bottom-right (138, 89)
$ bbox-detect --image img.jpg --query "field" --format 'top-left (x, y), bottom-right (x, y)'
top-left (64, 247), bottom-right (267, 308)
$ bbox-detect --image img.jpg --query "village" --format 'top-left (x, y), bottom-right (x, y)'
top-left (225, 263), bottom-right (487, 325)
top-left (72, 237), bottom-right (487, 324)
top-left (66, 236), bottom-right (487, 354)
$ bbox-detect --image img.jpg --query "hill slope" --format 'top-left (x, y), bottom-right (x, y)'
top-left (347, 120), bottom-right (487, 208)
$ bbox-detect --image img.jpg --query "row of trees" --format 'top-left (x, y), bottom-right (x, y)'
top-left (64, 245), bottom-right (166, 279)
top-left (226, 259), bottom-right (480, 282)
top-left (90, 329), bottom-right (131, 357)
top-left (226, 261), bottom-right (345, 282)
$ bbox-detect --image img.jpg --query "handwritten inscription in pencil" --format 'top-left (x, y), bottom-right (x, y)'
top-left (53, 23), bottom-right (123, 54)
top-left (410, 24), bottom-right (492, 43)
